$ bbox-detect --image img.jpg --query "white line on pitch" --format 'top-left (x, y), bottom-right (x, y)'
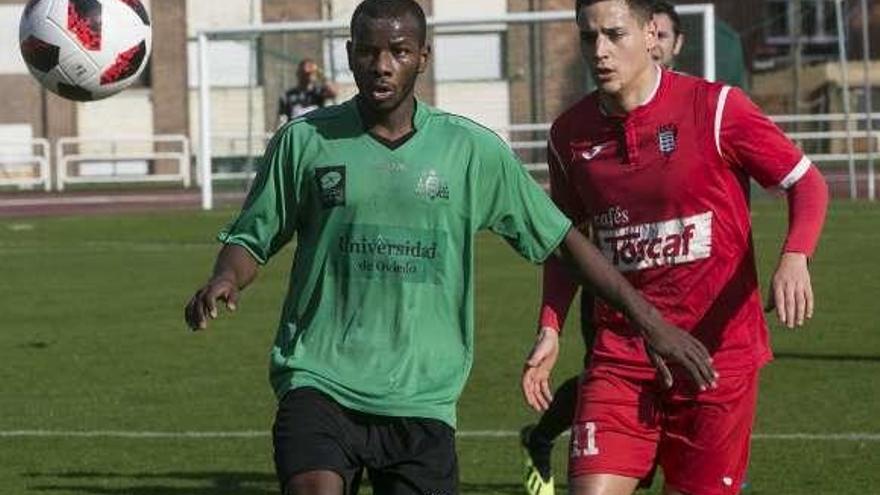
top-left (0, 430), bottom-right (267, 439)
top-left (458, 431), bottom-right (880, 441)
top-left (1, 430), bottom-right (879, 441)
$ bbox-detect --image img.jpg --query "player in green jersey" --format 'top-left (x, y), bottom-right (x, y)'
top-left (183, 1), bottom-right (716, 494)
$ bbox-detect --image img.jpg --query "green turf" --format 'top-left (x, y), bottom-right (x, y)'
top-left (1, 199), bottom-right (878, 494)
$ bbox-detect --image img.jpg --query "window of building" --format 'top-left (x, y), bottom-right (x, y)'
top-left (766, 1), bottom-right (789, 39)
top-left (187, 40), bottom-right (262, 88)
top-left (765, 0), bottom-right (839, 45)
top-left (434, 32), bottom-right (505, 82)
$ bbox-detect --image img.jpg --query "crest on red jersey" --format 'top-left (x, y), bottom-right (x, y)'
top-left (657, 124), bottom-right (678, 156)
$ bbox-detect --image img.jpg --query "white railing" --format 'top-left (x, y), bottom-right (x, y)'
top-left (201, 132), bottom-right (275, 182)
top-left (0, 112), bottom-right (869, 197)
top-left (788, 130), bottom-right (880, 162)
top-left (0, 138), bottom-right (51, 191)
top-left (201, 121), bottom-right (879, 199)
top-left (769, 112), bottom-right (880, 125)
top-left (55, 135), bottom-right (191, 191)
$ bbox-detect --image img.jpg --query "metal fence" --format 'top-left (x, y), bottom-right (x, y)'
top-left (0, 138), bottom-right (51, 191)
top-left (1, 112), bottom-right (877, 201)
top-left (55, 135), bottom-right (191, 191)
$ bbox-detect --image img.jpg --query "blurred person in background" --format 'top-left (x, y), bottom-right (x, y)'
top-left (651, 1), bottom-right (684, 68)
top-left (277, 58), bottom-right (337, 127)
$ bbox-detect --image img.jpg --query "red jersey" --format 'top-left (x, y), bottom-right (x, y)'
top-left (542, 68), bottom-right (812, 376)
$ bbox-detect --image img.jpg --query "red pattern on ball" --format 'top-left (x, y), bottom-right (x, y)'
top-left (100, 41), bottom-right (145, 85)
top-left (67, 0), bottom-right (102, 51)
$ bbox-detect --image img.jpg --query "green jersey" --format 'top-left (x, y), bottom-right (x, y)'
top-left (220, 98), bottom-right (571, 427)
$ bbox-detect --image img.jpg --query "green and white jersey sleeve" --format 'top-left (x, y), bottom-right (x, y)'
top-left (219, 99), bottom-right (570, 428)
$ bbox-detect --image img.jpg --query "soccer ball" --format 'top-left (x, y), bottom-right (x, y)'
top-left (19, 0), bottom-right (152, 101)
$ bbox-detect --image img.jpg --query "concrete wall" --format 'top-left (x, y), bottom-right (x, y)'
top-left (436, 81), bottom-right (511, 133)
top-left (188, 88), bottom-right (266, 158)
top-left (77, 88), bottom-right (154, 152)
top-left (151, 0), bottom-right (189, 138)
top-left (434, 0), bottom-right (509, 132)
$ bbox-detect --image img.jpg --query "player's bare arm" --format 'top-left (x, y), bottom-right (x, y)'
top-left (766, 253), bottom-right (813, 329)
top-left (522, 228), bottom-right (718, 410)
top-left (184, 244), bottom-right (259, 331)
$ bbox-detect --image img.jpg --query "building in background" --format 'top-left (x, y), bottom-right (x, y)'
top-left (745, 0), bottom-right (880, 116)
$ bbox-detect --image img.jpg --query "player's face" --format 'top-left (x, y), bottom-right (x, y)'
top-left (577, 0), bottom-right (656, 97)
top-left (347, 15), bottom-right (429, 113)
top-left (651, 13), bottom-right (683, 67)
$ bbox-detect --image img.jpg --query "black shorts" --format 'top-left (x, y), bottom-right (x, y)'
top-left (272, 387), bottom-right (458, 495)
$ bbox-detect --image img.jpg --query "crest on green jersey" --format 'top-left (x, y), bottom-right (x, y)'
top-left (415, 169), bottom-right (449, 201)
top-left (315, 166), bottom-right (346, 208)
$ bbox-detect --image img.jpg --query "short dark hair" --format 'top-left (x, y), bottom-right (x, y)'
top-left (351, 0), bottom-right (427, 46)
top-left (651, 0), bottom-right (682, 36)
top-left (575, 0), bottom-right (654, 24)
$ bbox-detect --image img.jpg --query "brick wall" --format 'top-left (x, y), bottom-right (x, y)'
top-left (0, 75), bottom-right (43, 134)
top-left (0, 0), bottom-right (77, 141)
top-left (539, 0), bottom-right (587, 120)
top-left (150, 0), bottom-right (188, 137)
top-left (508, 0), bottom-right (585, 126)
top-left (150, 0), bottom-right (189, 174)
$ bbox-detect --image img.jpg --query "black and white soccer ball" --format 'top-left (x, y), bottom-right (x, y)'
top-left (19, 0), bottom-right (152, 101)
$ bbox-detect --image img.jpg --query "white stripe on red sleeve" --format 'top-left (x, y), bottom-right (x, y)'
top-left (714, 85), bottom-right (732, 158)
top-left (779, 155), bottom-right (813, 190)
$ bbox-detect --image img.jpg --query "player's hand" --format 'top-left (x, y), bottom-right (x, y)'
top-left (765, 252), bottom-right (813, 329)
top-left (184, 276), bottom-right (239, 331)
top-left (521, 327), bottom-right (560, 412)
top-left (640, 319), bottom-right (717, 391)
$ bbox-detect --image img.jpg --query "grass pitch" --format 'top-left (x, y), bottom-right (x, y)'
top-left (1, 199), bottom-right (878, 494)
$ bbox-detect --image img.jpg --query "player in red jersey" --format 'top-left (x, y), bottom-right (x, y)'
top-left (520, 1), bottom-right (828, 494)
top-left (519, 4), bottom-right (688, 494)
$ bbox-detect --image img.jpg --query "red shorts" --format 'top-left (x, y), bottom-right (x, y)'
top-left (569, 365), bottom-right (759, 495)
